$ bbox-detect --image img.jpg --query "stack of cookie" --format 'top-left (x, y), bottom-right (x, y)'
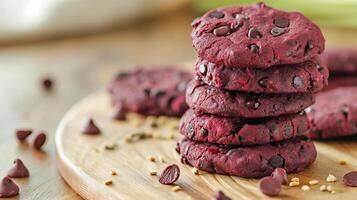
top-left (177, 3), bottom-right (328, 178)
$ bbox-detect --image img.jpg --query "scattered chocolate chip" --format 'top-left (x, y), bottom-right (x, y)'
top-left (15, 129), bottom-right (32, 142)
top-left (343, 171), bottom-right (357, 187)
top-left (269, 155), bottom-right (284, 168)
top-left (271, 168), bottom-right (288, 185)
top-left (248, 28), bottom-right (261, 39)
top-left (270, 27), bottom-right (285, 37)
top-left (274, 18), bottom-right (290, 28)
top-left (81, 118), bottom-right (101, 135)
top-left (292, 76), bottom-right (303, 88)
top-left (258, 77), bottom-right (268, 88)
top-left (304, 40), bottom-right (314, 53)
top-left (249, 44), bottom-right (260, 53)
top-left (209, 11), bottom-right (225, 19)
top-left (42, 77), bottom-right (53, 91)
top-left (213, 26), bottom-right (231, 36)
top-left (198, 64), bottom-right (207, 75)
top-left (0, 177), bottom-right (19, 198)
top-left (7, 159), bottom-right (30, 178)
top-left (112, 104), bottom-right (126, 120)
top-left (158, 164), bottom-right (180, 185)
top-left (259, 176), bottom-right (281, 196)
top-left (213, 190), bottom-right (232, 200)
top-left (33, 133), bottom-right (46, 150)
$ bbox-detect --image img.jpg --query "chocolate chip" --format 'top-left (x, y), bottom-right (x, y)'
top-left (213, 190), bottom-right (232, 200)
top-left (7, 159), bottom-right (30, 178)
top-left (213, 26), bottom-right (231, 36)
top-left (208, 11), bottom-right (225, 19)
top-left (343, 171), bottom-right (357, 187)
top-left (271, 168), bottom-right (288, 185)
top-left (269, 155), bottom-right (284, 168)
top-left (81, 118), bottom-right (101, 135)
top-left (270, 27), bottom-right (285, 37)
top-left (158, 164), bottom-right (180, 185)
top-left (42, 77), bottom-right (53, 91)
top-left (33, 133), bottom-right (46, 150)
top-left (274, 18), bottom-right (290, 28)
top-left (255, 2), bottom-right (267, 8)
top-left (304, 40), bottom-right (314, 53)
top-left (0, 177), bottom-right (19, 198)
top-left (342, 105), bottom-right (349, 119)
top-left (258, 77), bottom-right (268, 88)
top-left (16, 129), bottom-right (32, 142)
top-left (249, 44), bottom-right (260, 53)
top-left (259, 176), bottom-right (281, 196)
top-left (248, 28), bottom-right (261, 39)
top-left (198, 64), bottom-right (207, 75)
top-left (231, 15), bottom-right (246, 31)
top-left (292, 76), bottom-right (303, 88)
top-left (112, 104), bottom-right (126, 120)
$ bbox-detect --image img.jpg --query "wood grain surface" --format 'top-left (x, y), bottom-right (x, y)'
top-left (56, 91), bottom-right (357, 200)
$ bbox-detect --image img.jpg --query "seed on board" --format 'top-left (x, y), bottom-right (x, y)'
top-left (149, 170), bottom-right (157, 176)
top-left (289, 181), bottom-right (300, 187)
top-left (105, 144), bottom-right (118, 150)
top-left (159, 156), bottom-right (165, 163)
top-left (111, 170), bottom-right (117, 176)
top-left (171, 186), bottom-right (182, 192)
top-left (326, 185), bottom-right (333, 192)
top-left (326, 174), bottom-right (337, 182)
top-left (147, 156), bottom-right (156, 162)
top-left (320, 185), bottom-right (327, 191)
top-left (339, 160), bottom-right (347, 165)
top-left (309, 180), bottom-right (319, 185)
top-left (192, 167), bottom-right (199, 175)
top-left (291, 177), bottom-right (300, 183)
top-left (104, 180), bottom-right (113, 186)
top-left (159, 164), bottom-right (180, 185)
top-left (301, 185), bottom-right (311, 191)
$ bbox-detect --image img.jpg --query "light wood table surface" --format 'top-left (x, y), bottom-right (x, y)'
top-left (0, 10), bottom-right (195, 200)
top-left (0, 7), bottom-right (357, 199)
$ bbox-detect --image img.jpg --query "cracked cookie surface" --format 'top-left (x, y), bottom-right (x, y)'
top-left (186, 80), bottom-right (314, 118)
top-left (195, 58), bottom-right (328, 93)
top-left (307, 87), bottom-right (357, 139)
top-left (192, 3), bottom-right (324, 68)
top-left (177, 137), bottom-right (316, 178)
top-left (180, 109), bottom-right (309, 145)
top-left (108, 68), bottom-right (191, 117)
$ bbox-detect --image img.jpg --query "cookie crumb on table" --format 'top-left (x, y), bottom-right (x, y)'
top-left (308, 180), bottom-right (319, 185)
top-left (326, 174), bottom-right (337, 182)
top-left (146, 156), bottom-right (156, 162)
top-left (289, 181), bottom-right (300, 187)
top-left (171, 186), bottom-right (182, 192)
top-left (149, 170), bottom-right (157, 176)
top-left (301, 185), bottom-right (311, 191)
top-left (104, 180), bottom-right (113, 186)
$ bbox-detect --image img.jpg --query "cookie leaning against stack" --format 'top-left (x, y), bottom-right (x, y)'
top-left (177, 3), bottom-right (328, 178)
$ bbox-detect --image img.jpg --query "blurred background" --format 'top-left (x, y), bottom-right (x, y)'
top-left (1, 1), bottom-right (357, 199)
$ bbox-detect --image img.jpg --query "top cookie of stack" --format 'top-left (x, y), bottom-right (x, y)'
top-left (192, 3), bottom-right (328, 93)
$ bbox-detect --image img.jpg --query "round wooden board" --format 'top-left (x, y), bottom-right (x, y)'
top-left (56, 91), bottom-right (357, 200)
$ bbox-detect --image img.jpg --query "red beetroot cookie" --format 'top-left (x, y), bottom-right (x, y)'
top-left (177, 137), bottom-right (316, 178)
top-left (192, 3), bottom-right (324, 68)
top-left (307, 87), bottom-right (357, 139)
top-left (324, 75), bottom-right (357, 91)
top-left (195, 58), bottom-right (328, 93)
top-left (320, 48), bottom-right (357, 75)
top-left (180, 109), bottom-right (309, 145)
top-left (186, 80), bottom-right (314, 118)
top-left (108, 68), bottom-right (191, 117)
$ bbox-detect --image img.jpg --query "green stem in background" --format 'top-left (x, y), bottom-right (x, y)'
top-left (192, 0), bottom-right (357, 28)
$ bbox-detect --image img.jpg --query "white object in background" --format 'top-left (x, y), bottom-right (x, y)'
top-left (0, 0), bottom-right (188, 42)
